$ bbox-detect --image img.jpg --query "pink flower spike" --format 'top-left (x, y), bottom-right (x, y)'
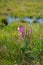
top-left (19, 27), bottom-right (25, 33)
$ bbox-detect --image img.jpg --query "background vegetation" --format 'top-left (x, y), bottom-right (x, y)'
top-left (0, 0), bottom-right (43, 18)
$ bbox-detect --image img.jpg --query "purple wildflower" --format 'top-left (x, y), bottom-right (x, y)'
top-left (19, 27), bottom-right (24, 33)
top-left (19, 26), bottom-right (25, 37)
top-left (18, 25), bottom-right (25, 38)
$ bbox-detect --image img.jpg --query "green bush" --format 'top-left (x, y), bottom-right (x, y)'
top-left (0, 17), bottom-right (8, 28)
top-left (32, 18), bottom-right (39, 23)
top-left (1, 18), bottom-right (8, 26)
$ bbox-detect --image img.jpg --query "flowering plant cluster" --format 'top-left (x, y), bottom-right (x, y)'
top-left (17, 25), bottom-right (33, 64)
top-left (18, 25), bottom-right (32, 39)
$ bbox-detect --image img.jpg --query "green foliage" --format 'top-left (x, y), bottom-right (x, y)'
top-left (0, 17), bottom-right (8, 28)
top-left (0, 22), bottom-right (43, 65)
top-left (32, 18), bottom-right (38, 23)
top-left (0, 0), bottom-right (43, 17)
top-left (1, 18), bottom-right (8, 26)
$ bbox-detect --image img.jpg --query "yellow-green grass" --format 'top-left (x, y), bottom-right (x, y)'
top-left (0, 0), bottom-right (43, 18)
top-left (0, 22), bottom-right (43, 65)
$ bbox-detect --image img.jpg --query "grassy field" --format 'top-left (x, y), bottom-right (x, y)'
top-left (0, 0), bottom-right (43, 18)
top-left (0, 22), bottom-right (43, 65)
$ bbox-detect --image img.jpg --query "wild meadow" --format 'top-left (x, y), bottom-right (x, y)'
top-left (0, 0), bottom-right (43, 65)
top-left (0, 21), bottom-right (43, 65)
top-left (0, 0), bottom-right (43, 18)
